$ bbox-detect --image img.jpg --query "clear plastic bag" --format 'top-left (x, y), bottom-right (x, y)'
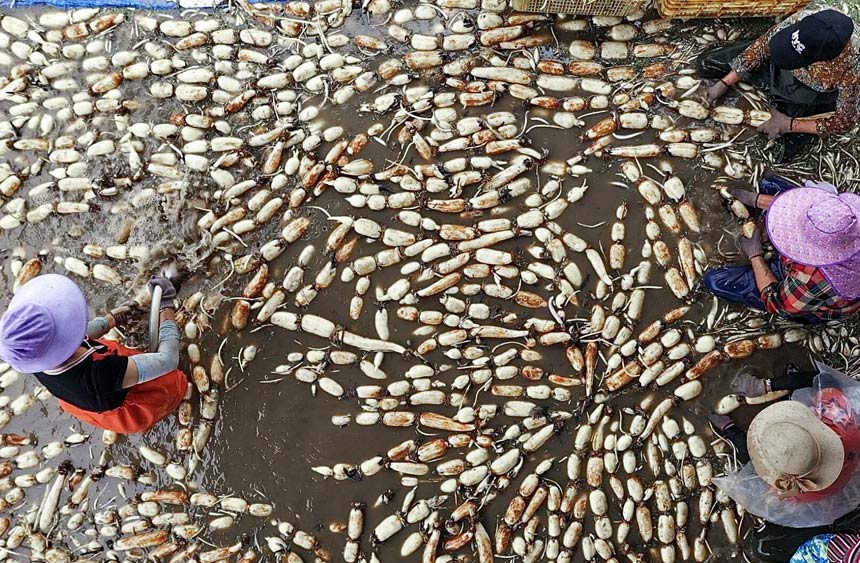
top-left (714, 362), bottom-right (860, 528)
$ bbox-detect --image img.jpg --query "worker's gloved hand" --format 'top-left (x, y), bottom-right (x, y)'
top-left (109, 300), bottom-right (139, 327)
top-left (149, 276), bottom-right (177, 309)
top-left (757, 109), bottom-right (793, 139)
top-left (739, 227), bottom-right (764, 259)
top-left (707, 411), bottom-right (736, 434)
top-left (729, 188), bottom-right (760, 208)
top-left (703, 79), bottom-right (731, 105)
top-left (732, 372), bottom-right (768, 397)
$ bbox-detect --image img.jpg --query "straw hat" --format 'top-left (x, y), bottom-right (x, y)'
top-left (0, 274), bottom-right (88, 373)
top-left (747, 401), bottom-right (844, 498)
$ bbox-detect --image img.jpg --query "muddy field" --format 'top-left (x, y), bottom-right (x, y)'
top-left (0, 2), bottom-right (859, 563)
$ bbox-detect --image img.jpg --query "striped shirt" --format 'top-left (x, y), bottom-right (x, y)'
top-left (829, 534), bottom-right (860, 562)
top-left (761, 257), bottom-right (860, 321)
top-left (731, 7), bottom-right (860, 136)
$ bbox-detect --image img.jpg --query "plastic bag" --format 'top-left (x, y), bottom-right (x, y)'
top-left (714, 362), bottom-right (860, 528)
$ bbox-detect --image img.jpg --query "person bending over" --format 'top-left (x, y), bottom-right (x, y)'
top-left (0, 274), bottom-right (187, 434)
top-left (699, 8), bottom-right (859, 161)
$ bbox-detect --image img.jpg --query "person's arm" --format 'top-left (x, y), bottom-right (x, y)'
top-left (791, 118), bottom-right (821, 135)
top-left (802, 85), bottom-right (857, 136)
top-left (759, 262), bottom-right (818, 317)
top-left (86, 315), bottom-right (116, 340)
top-left (751, 256), bottom-right (779, 291)
top-left (730, 29), bottom-right (777, 77)
top-left (769, 368), bottom-right (817, 392)
top-left (757, 194), bottom-right (776, 209)
top-left (720, 70), bottom-right (742, 87)
top-left (753, 254), bottom-right (796, 316)
top-left (86, 300), bottom-right (139, 339)
top-left (705, 70), bottom-right (743, 104)
top-left (120, 308), bottom-right (180, 389)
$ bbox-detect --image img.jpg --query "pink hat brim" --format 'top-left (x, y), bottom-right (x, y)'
top-left (0, 274), bottom-right (88, 373)
top-left (766, 188), bottom-right (860, 267)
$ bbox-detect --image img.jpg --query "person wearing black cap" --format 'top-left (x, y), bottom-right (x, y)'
top-left (697, 8), bottom-right (859, 162)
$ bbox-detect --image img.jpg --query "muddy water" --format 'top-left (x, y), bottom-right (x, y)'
top-left (200, 98), bottom-right (816, 560)
top-left (0, 5), bottom-right (833, 563)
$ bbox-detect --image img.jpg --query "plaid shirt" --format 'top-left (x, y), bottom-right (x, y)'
top-left (731, 7), bottom-right (860, 136)
top-left (761, 257), bottom-right (860, 320)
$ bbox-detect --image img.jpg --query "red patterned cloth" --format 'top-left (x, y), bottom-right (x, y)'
top-left (796, 388), bottom-right (860, 502)
top-left (761, 257), bottom-right (860, 321)
top-left (828, 534), bottom-right (860, 561)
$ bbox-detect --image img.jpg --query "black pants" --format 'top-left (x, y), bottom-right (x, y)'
top-left (696, 41), bottom-right (839, 160)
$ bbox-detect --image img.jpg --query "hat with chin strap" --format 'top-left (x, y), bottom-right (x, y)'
top-left (769, 9), bottom-right (854, 70)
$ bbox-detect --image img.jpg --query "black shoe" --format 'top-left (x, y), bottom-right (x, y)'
top-left (696, 51), bottom-right (731, 80)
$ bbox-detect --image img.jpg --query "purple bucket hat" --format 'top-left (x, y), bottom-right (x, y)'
top-left (0, 274), bottom-right (88, 373)
top-left (767, 188), bottom-right (860, 265)
top-left (820, 253), bottom-right (860, 300)
top-left (767, 187), bottom-right (860, 299)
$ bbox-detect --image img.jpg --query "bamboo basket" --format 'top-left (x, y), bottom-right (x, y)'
top-left (657, 0), bottom-right (811, 19)
top-left (512, 0), bottom-right (647, 16)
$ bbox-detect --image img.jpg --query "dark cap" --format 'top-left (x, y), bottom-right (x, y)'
top-left (769, 9), bottom-right (854, 70)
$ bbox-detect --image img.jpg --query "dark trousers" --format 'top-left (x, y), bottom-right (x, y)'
top-left (703, 257), bottom-right (784, 312)
top-left (723, 425), bottom-right (751, 464)
top-left (696, 41), bottom-right (839, 160)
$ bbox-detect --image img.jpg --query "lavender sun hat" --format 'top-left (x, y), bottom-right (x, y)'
top-left (0, 274), bottom-right (88, 373)
top-left (766, 188), bottom-right (860, 299)
top-left (819, 253), bottom-right (860, 299)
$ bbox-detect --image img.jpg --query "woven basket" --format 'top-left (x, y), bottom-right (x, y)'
top-left (512, 0), bottom-right (647, 16)
top-left (657, 0), bottom-right (811, 18)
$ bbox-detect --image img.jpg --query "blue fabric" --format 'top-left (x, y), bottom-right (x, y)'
top-left (703, 258), bottom-right (785, 310)
top-left (760, 174), bottom-right (799, 196)
top-left (790, 534), bottom-right (834, 563)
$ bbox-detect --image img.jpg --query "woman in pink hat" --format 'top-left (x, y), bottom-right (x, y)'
top-left (704, 179), bottom-right (860, 323)
top-left (0, 274), bottom-right (188, 434)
